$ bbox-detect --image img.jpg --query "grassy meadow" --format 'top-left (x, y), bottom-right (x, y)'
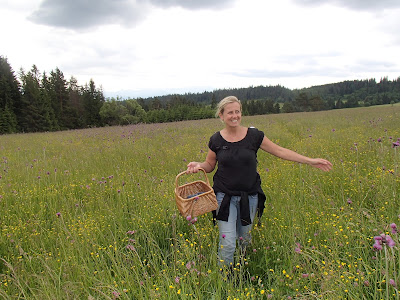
top-left (1, 104), bottom-right (400, 299)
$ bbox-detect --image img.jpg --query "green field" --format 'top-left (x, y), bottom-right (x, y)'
top-left (1, 104), bottom-right (400, 299)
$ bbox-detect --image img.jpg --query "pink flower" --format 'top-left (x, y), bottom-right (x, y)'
top-left (390, 223), bottom-right (398, 234)
top-left (56, 212), bottom-right (61, 217)
top-left (373, 241), bottom-right (382, 251)
top-left (126, 244), bottom-right (135, 251)
top-left (390, 279), bottom-right (396, 287)
top-left (126, 230), bottom-right (136, 235)
top-left (222, 234), bottom-right (226, 239)
top-left (295, 242), bottom-right (301, 253)
top-left (175, 276), bottom-right (180, 283)
top-left (372, 233), bottom-right (395, 250)
top-left (185, 261), bottom-right (194, 270)
top-left (386, 235), bottom-right (395, 247)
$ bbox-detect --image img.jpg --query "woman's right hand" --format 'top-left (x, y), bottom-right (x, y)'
top-left (186, 162), bottom-right (201, 173)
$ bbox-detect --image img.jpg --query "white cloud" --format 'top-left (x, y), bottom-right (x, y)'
top-left (27, 0), bottom-right (237, 30)
top-left (1, 0), bottom-right (399, 98)
top-left (290, 0), bottom-right (400, 11)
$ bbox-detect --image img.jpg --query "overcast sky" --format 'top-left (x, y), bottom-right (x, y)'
top-left (1, 0), bottom-right (399, 98)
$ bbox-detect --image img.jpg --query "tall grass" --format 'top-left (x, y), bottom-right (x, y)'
top-left (1, 104), bottom-right (399, 299)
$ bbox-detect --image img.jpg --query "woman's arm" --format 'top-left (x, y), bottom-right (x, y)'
top-left (186, 149), bottom-right (217, 173)
top-left (260, 136), bottom-right (332, 172)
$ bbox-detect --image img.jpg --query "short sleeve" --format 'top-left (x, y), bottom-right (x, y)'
top-left (249, 127), bottom-right (264, 149)
top-left (208, 132), bottom-right (219, 153)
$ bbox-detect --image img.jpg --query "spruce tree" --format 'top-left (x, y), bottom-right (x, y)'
top-left (0, 56), bottom-right (20, 133)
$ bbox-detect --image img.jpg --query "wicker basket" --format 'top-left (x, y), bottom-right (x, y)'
top-left (175, 168), bottom-right (218, 218)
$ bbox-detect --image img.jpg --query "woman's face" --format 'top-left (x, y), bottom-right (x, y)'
top-left (219, 102), bottom-right (241, 127)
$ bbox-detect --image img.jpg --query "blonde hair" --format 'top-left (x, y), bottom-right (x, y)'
top-left (215, 96), bottom-right (242, 118)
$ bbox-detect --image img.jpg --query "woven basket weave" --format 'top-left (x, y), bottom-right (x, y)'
top-left (175, 168), bottom-right (218, 218)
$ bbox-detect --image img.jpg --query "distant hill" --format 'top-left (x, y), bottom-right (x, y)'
top-left (135, 77), bottom-right (400, 108)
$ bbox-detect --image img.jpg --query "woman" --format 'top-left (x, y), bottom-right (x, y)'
top-left (186, 96), bottom-right (332, 267)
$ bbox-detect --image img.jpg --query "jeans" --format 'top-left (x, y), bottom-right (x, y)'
top-left (216, 192), bottom-right (258, 266)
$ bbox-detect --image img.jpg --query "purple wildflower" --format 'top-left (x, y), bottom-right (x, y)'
top-left (126, 244), bottom-right (135, 251)
top-left (295, 243), bottom-right (301, 253)
top-left (390, 279), bottom-right (396, 287)
top-left (390, 223), bottom-right (398, 234)
top-left (222, 234), bottom-right (226, 238)
top-left (386, 235), bottom-right (395, 247)
top-left (175, 276), bottom-right (180, 283)
top-left (126, 230), bottom-right (136, 235)
top-left (186, 261), bottom-right (193, 270)
top-left (373, 242), bottom-right (382, 251)
top-left (373, 233), bottom-right (395, 250)
top-left (56, 212), bottom-right (61, 217)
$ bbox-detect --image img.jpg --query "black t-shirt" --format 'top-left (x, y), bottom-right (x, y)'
top-left (208, 127), bottom-right (264, 192)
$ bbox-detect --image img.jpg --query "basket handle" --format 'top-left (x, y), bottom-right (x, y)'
top-left (175, 168), bottom-right (210, 188)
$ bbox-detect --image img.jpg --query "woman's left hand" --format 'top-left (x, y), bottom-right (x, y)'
top-left (309, 158), bottom-right (333, 172)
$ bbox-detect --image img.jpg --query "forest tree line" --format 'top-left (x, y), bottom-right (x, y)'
top-left (1, 55), bottom-right (400, 134)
